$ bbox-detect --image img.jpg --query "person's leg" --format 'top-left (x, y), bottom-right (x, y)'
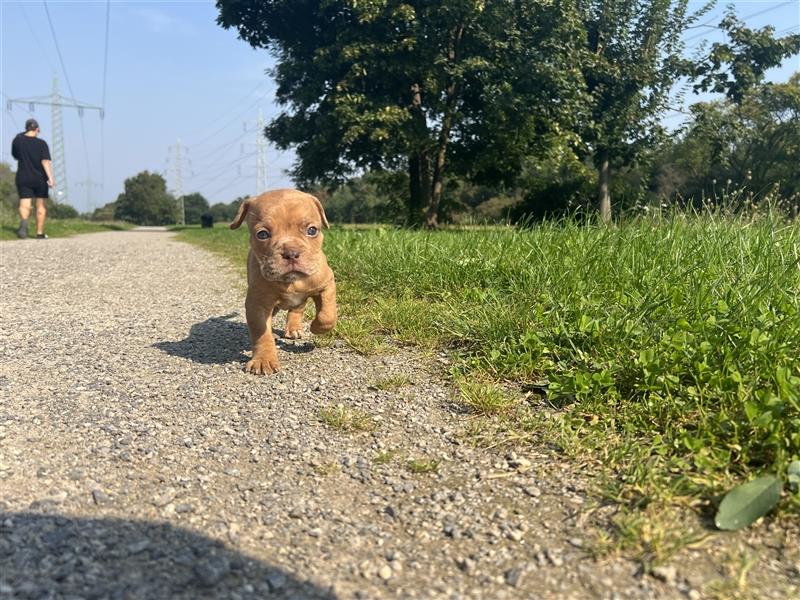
top-left (35, 198), bottom-right (47, 236)
top-left (17, 198), bottom-right (32, 238)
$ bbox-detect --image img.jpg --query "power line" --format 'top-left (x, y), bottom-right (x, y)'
top-left (100, 0), bottom-right (111, 200)
top-left (190, 129), bottom-right (249, 166)
top-left (43, 0), bottom-right (93, 187)
top-left (191, 150), bottom-right (258, 186)
top-left (185, 89), bottom-right (270, 149)
top-left (22, 5), bottom-right (58, 75)
top-left (683, 2), bottom-right (796, 44)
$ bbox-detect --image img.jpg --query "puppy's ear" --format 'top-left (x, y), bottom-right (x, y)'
top-left (309, 195), bottom-right (330, 229)
top-left (230, 199), bottom-right (250, 230)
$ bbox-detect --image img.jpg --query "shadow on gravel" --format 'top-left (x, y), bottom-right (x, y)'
top-left (0, 512), bottom-right (334, 599)
top-left (153, 313), bottom-right (314, 366)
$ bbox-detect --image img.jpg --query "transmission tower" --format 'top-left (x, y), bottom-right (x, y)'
top-left (256, 109), bottom-right (267, 195)
top-left (242, 110), bottom-right (268, 195)
top-left (76, 178), bottom-right (102, 213)
top-left (6, 76), bottom-right (103, 205)
top-left (167, 138), bottom-right (190, 225)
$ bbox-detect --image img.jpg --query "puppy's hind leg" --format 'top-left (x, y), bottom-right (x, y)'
top-left (284, 301), bottom-right (307, 339)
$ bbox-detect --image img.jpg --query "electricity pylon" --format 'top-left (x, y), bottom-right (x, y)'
top-left (6, 77), bottom-right (104, 205)
top-left (167, 139), bottom-right (190, 225)
top-left (242, 110), bottom-right (268, 195)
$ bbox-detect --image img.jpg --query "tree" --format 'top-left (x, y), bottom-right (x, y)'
top-left (693, 10), bottom-right (800, 104)
top-left (217, 0), bottom-right (583, 227)
top-left (114, 171), bottom-right (177, 225)
top-left (654, 75), bottom-right (800, 208)
top-left (182, 192), bottom-right (210, 224)
top-left (0, 162), bottom-right (17, 219)
top-left (573, 0), bottom-right (707, 222)
top-left (209, 197), bottom-right (247, 223)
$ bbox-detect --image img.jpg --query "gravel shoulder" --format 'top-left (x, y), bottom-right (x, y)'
top-left (0, 230), bottom-right (796, 599)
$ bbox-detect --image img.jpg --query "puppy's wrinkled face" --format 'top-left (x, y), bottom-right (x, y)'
top-left (231, 191), bottom-right (328, 283)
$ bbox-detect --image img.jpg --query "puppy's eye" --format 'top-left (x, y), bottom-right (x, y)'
top-left (256, 230), bottom-right (271, 240)
top-left (307, 226), bottom-right (318, 237)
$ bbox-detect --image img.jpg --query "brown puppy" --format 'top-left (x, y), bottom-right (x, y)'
top-left (230, 189), bottom-right (336, 374)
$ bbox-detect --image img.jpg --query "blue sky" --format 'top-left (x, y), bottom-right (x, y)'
top-left (1, 0), bottom-right (799, 214)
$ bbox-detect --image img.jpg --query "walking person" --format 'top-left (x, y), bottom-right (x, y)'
top-left (11, 118), bottom-right (54, 239)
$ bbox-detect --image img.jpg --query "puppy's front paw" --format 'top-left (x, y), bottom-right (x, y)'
top-left (310, 317), bottom-right (336, 335)
top-left (245, 354), bottom-right (280, 375)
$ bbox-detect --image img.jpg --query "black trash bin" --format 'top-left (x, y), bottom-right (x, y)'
top-left (200, 213), bottom-right (214, 228)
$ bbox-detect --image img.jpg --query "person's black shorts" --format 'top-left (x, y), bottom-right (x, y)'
top-left (16, 182), bottom-right (49, 200)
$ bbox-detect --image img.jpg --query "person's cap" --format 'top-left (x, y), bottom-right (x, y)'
top-left (25, 118), bottom-right (40, 131)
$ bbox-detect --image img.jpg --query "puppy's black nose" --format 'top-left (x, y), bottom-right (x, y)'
top-left (282, 249), bottom-right (301, 260)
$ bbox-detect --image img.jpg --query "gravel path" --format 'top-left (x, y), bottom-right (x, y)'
top-left (0, 230), bottom-right (796, 599)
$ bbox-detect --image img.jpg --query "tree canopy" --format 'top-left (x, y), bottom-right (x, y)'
top-left (217, 0), bottom-right (584, 226)
top-left (216, 0), bottom-right (800, 223)
top-left (114, 171), bottom-right (177, 226)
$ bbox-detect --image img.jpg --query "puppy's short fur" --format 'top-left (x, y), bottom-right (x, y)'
top-left (230, 189), bottom-right (336, 374)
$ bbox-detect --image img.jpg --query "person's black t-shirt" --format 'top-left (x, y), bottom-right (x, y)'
top-left (11, 133), bottom-right (51, 185)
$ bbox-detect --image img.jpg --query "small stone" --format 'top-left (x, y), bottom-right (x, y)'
top-left (523, 486), bottom-right (542, 497)
top-left (92, 489), bottom-right (111, 505)
top-left (507, 529), bottom-right (524, 542)
top-left (378, 565), bottom-right (392, 580)
top-left (267, 572), bottom-right (287, 591)
top-left (505, 567), bottom-right (524, 587)
top-left (193, 555), bottom-right (231, 587)
top-left (546, 549), bottom-right (563, 567)
top-left (152, 488), bottom-right (176, 507)
top-left (652, 565), bottom-right (678, 586)
top-left (127, 539), bottom-right (150, 555)
top-left (175, 503), bottom-right (194, 514)
top-left (456, 557), bottom-right (475, 573)
top-left (568, 537), bottom-right (583, 548)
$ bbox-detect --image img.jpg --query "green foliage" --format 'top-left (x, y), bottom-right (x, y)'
top-left (714, 475), bottom-right (782, 530)
top-left (788, 461), bottom-right (800, 493)
top-left (181, 192), bottom-right (210, 225)
top-left (0, 218), bottom-right (132, 240)
top-left (574, 0), bottom-right (705, 219)
top-left (0, 162), bottom-right (17, 221)
top-left (209, 197), bottom-right (246, 224)
top-left (654, 76), bottom-right (800, 210)
top-left (114, 171), bottom-right (177, 226)
top-left (90, 201), bottom-right (117, 221)
top-left (46, 200), bottom-right (79, 219)
top-left (216, 0), bottom-right (585, 226)
top-left (693, 10), bottom-right (800, 104)
top-left (315, 171), bottom-right (406, 224)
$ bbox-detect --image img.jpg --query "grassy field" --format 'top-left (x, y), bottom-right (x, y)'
top-left (0, 218), bottom-right (133, 241)
top-left (176, 213), bottom-right (799, 551)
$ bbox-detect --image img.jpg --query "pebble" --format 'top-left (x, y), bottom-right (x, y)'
top-left (91, 489), bottom-right (111, 505)
top-left (193, 555), bottom-right (231, 587)
top-left (378, 565), bottom-right (393, 581)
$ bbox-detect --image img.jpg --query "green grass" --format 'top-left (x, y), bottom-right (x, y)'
top-left (317, 404), bottom-right (377, 433)
top-left (0, 218), bottom-right (133, 240)
top-left (371, 374), bottom-right (413, 390)
top-left (176, 214), bottom-right (800, 523)
top-left (406, 458), bottom-right (440, 474)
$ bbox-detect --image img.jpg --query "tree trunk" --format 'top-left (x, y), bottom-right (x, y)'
top-left (426, 89), bottom-right (456, 229)
top-left (597, 148), bottom-right (612, 223)
top-left (425, 24), bottom-right (464, 229)
top-left (408, 151), bottom-right (431, 226)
